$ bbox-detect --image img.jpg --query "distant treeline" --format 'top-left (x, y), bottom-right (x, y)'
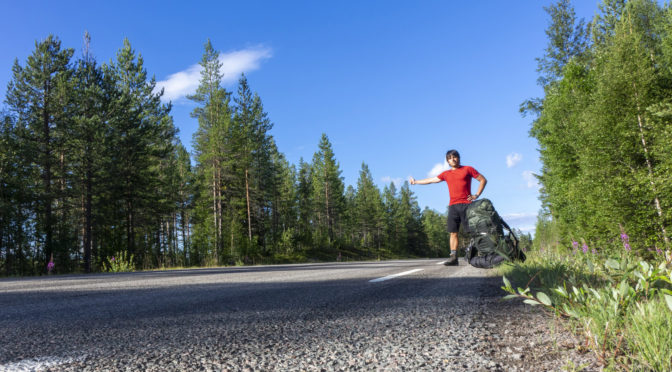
top-left (2, 36), bottom-right (530, 276)
top-left (527, 0), bottom-right (672, 254)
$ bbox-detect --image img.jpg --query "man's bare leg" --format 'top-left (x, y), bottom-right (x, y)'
top-left (445, 232), bottom-right (459, 265)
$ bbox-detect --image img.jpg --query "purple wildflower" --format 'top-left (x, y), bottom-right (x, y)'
top-left (656, 248), bottom-right (663, 255)
top-left (111, 257), bottom-right (115, 262)
top-left (620, 233), bottom-right (629, 243)
top-left (592, 248), bottom-right (597, 255)
top-left (582, 243), bottom-right (588, 254)
top-left (572, 241), bottom-right (579, 249)
top-left (47, 261), bottom-right (55, 273)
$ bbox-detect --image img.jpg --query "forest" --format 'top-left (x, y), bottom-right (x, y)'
top-left (2, 36), bottom-right (520, 276)
top-left (528, 0), bottom-right (672, 255)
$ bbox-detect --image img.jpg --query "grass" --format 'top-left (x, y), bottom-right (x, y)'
top-left (498, 246), bottom-right (672, 371)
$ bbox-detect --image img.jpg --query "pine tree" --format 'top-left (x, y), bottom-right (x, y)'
top-left (354, 163), bottom-right (384, 257)
top-left (232, 74), bottom-right (275, 256)
top-left (71, 31), bottom-right (107, 272)
top-left (175, 144), bottom-right (193, 266)
top-left (296, 158), bottom-right (313, 252)
top-left (189, 40), bottom-right (234, 264)
top-left (381, 183), bottom-right (402, 254)
top-left (311, 134), bottom-right (345, 250)
top-left (0, 112), bottom-right (32, 275)
top-left (5, 35), bottom-right (74, 271)
top-left (104, 38), bottom-right (174, 265)
top-left (421, 208), bottom-right (450, 258)
top-left (398, 181), bottom-right (427, 256)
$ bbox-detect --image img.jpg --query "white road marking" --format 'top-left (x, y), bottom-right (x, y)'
top-left (369, 269), bottom-right (424, 283)
top-left (0, 355), bottom-right (85, 372)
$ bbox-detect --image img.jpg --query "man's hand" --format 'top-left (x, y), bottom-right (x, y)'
top-left (410, 177), bottom-right (416, 185)
top-left (467, 194), bottom-right (479, 201)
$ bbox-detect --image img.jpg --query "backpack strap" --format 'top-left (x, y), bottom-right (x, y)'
top-left (500, 219), bottom-right (518, 246)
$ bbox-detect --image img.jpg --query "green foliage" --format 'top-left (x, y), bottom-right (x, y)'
top-left (501, 242), bottom-right (672, 369)
top-left (625, 296), bottom-right (672, 371)
top-left (102, 251), bottom-right (135, 273)
top-left (526, 0), bottom-right (672, 253)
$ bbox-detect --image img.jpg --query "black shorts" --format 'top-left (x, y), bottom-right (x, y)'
top-left (447, 203), bottom-right (470, 233)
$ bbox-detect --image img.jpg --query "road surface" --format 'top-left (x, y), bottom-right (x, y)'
top-left (0, 259), bottom-right (597, 371)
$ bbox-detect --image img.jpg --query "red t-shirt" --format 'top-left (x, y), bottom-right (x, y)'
top-left (437, 166), bottom-right (481, 205)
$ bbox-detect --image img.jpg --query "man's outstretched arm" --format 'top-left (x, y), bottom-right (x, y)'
top-left (410, 176), bottom-right (441, 185)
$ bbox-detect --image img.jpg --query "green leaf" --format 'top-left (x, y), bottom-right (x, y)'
top-left (537, 292), bottom-right (553, 306)
top-left (503, 294), bottom-right (519, 300)
top-left (605, 259), bottom-right (620, 270)
top-left (552, 287), bottom-right (568, 298)
top-left (588, 288), bottom-right (601, 300)
top-left (562, 304), bottom-right (579, 318)
top-left (523, 299), bottom-right (541, 306)
top-left (619, 280), bottom-right (630, 298)
top-left (639, 261), bottom-right (650, 273)
top-left (503, 276), bottom-right (511, 289)
top-left (665, 294), bottom-right (672, 312)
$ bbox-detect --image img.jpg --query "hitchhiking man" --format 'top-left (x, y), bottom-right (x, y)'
top-left (410, 150), bottom-right (487, 265)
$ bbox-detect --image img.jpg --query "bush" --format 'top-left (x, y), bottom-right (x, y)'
top-left (102, 251), bottom-right (135, 273)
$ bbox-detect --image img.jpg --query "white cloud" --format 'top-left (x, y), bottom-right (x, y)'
top-left (506, 153), bottom-right (522, 168)
top-left (522, 170), bottom-right (539, 189)
top-left (381, 176), bottom-right (403, 187)
top-left (428, 160), bottom-right (449, 177)
top-left (502, 212), bottom-right (537, 235)
top-left (156, 46), bottom-right (272, 102)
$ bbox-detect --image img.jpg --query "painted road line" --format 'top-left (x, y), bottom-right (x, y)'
top-left (369, 269), bottom-right (424, 283)
top-left (0, 355), bottom-right (86, 372)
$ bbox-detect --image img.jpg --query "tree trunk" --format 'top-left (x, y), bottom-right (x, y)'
top-left (43, 87), bottom-right (54, 270)
top-left (84, 154), bottom-right (92, 273)
top-left (180, 208), bottom-right (188, 265)
top-left (245, 169), bottom-right (252, 243)
top-left (633, 84), bottom-right (670, 248)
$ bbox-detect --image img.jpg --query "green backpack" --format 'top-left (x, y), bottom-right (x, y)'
top-left (465, 199), bottom-right (525, 267)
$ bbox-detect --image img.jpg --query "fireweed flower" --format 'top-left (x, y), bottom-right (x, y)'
top-left (582, 243), bottom-right (588, 254)
top-left (571, 241), bottom-right (579, 255)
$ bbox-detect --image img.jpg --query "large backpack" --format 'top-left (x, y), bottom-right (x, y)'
top-left (464, 199), bottom-right (526, 268)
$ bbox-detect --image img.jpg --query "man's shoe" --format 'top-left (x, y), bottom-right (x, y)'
top-left (444, 255), bottom-right (458, 266)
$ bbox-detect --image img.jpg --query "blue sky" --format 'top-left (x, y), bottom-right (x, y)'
top-left (1, 1), bottom-right (602, 234)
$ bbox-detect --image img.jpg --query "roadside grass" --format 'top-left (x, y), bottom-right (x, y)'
top-left (497, 244), bottom-right (672, 371)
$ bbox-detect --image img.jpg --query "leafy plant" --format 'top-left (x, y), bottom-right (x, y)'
top-left (102, 251), bottom-right (135, 273)
top-left (501, 236), bottom-right (672, 369)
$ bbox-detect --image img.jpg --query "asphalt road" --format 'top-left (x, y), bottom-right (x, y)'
top-left (0, 259), bottom-right (596, 371)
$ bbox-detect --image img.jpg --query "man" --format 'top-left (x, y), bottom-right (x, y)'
top-left (410, 150), bottom-right (487, 265)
